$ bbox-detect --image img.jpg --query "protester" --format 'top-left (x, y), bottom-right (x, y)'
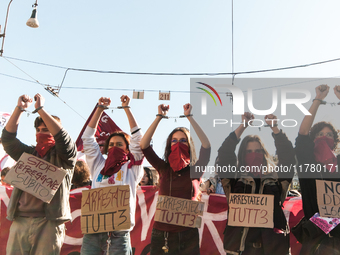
top-left (0, 167), bottom-right (11, 187)
top-left (293, 84), bottom-right (340, 254)
top-left (81, 95), bottom-right (143, 255)
top-left (71, 160), bottom-right (92, 189)
top-left (1, 93), bottom-right (77, 255)
top-left (218, 113), bottom-right (295, 255)
top-left (140, 103), bottom-right (211, 255)
top-left (139, 167), bottom-right (154, 186)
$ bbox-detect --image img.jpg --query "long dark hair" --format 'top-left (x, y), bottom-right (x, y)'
top-left (237, 135), bottom-right (270, 168)
top-left (143, 167), bottom-right (154, 185)
top-left (163, 127), bottom-right (197, 165)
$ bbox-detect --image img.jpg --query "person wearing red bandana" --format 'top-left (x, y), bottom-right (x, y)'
top-left (2, 93), bottom-right (77, 255)
top-left (218, 113), bottom-right (295, 255)
top-left (293, 85), bottom-right (340, 254)
top-left (140, 103), bottom-right (211, 255)
top-left (81, 95), bottom-right (143, 255)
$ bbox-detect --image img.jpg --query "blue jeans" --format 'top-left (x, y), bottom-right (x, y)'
top-left (81, 231), bottom-right (131, 255)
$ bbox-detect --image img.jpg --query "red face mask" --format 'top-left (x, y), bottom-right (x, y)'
top-left (314, 136), bottom-right (337, 172)
top-left (101, 147), bottom-right (129, 178)
top-left (168, 142), bottom-right (190, 172)
top-left (245, 152), bottom-right (264, 177)
top-left (35, 133), bottom-right (55, 158)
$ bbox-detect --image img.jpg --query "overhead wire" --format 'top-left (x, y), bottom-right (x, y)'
top-left (3, 71), bottom-right (340, 95)
top-left (5, 55), bottom-right (340, 76)
top-left (0, 56), bottom-right (340, 96)
top-left (1, 56), bottom-right (86, 120)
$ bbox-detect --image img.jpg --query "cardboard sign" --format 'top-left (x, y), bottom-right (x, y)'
top-left (159, 92), bottom-right (170, 100)
top-left (81, 185), bottom-right (131, 234)
top-left (316, 180), bottom-right (340, 218)
top-left (4, 152), bottom-right (66, 203)
top-left (133, 91), bottom-right (144, 99)
top-left (228, 193), bottom-right (274, 228)
top-left (154, 195), bottom-right (204, 228)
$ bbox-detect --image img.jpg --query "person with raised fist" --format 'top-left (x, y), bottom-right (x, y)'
top-left (218, 113), bottom-right (295, 255)
top-left (140, 103), bottom-right (211, 255)
top-left (2, 93), bottom-right (77, 255)
top-left (80, 95), bottom-right (144, 255)
top-left (293, 85), bottom-right (340, 254)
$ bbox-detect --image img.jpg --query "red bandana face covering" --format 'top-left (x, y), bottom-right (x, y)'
top-left (245, 152), bottom-right (264, 177)
top-left (168, 143), bottom-right (190, 172)
top-left (101, 147), bottom-right (129, 178)
top-left (36, 133), bottom-right (56, 158)
top-left (314, 136), bottom-right (337, 172)
top-left (102, 146), bottom-right (144, 184)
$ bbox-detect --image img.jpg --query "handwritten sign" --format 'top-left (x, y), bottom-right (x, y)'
top-left (133, 91), bottom-right (144, 99)
top-left (4, 152), bottom-right (66, 203)
top-left (81, 185), bottom-right (131, 234)
top-left (159, 92), bottom-right (170, 101)
top-left (316, 180), bottom-right (340, 218)
top-left (154, 195), bottom-right (204, 228)
top-left (228, 193), bottom-right (274, 228)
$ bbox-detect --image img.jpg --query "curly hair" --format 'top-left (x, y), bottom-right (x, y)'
top-left (71, 161), bottom-right (91, 187)
top-left (310, 121), bottom-right (339, 150)
top-left (1, 167), bottom-right (10, 177)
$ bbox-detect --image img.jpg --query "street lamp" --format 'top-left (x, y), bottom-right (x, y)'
top-left (0, 0), bottom-right (39, 56)
top-left (26, 1), bottom-right (39, 28)
top-left (0, 0), bottom-right (14, 56)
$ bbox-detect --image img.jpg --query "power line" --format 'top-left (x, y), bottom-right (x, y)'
top-left (0, 57), bottom-right (86, 120)
top-left (3, 55), bottom-right (340, 77)
top-left (2, 57), bottom-right (46, 88)
top-left (0, 72), bottom-right (37, 84)
top-left (4, 55), bottom-right (340, 94)
top-left (2, 71), bottom-right (340, 94)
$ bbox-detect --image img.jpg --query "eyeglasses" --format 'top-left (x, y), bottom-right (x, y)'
top-left (316, 132), bottom-right (334, 139)
top-left (171, 138), bottom-right (188, 144)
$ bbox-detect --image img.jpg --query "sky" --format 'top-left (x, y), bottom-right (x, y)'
top-left (1, 0), bottom-right (340, 177)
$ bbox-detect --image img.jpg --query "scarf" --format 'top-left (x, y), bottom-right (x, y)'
top-left (35, 133), bottom-right (55, 158)
top-left (101, 147), bottom-right (144, 184)
top-left (168, 142), bottom-right (190, 172)
top-left (314, 136), bottom-right (337, 173)
top-left (245, 152), bottom-right (264, 177)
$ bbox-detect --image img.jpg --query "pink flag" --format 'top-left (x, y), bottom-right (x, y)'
top-left (76, 105), bottom-right (121, 153)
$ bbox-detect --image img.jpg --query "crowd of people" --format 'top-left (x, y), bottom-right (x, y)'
top-left (0, 84), bottom-right (340, 255)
